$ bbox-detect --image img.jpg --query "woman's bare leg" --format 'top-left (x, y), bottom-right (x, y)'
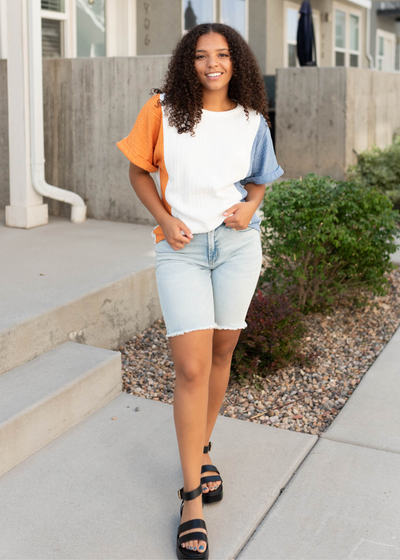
top-left (169, 328), bottom-right (214, 553)
top-left (202, 329), bottom-right (241, 494)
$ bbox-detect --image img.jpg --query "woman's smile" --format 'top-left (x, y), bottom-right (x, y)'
top-left (205, 72), bottom-right (223, 80)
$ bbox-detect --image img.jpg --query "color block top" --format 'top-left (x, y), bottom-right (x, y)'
top-left (116, 93), bottom-right (284, 244)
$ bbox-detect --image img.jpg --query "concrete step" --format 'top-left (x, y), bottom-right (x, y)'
top-left (0, 393), bottom-right (317, 560)
top-left (0, 211), bottom-right (161, 375)
top-left (0, 341), bottom-right (121, 477)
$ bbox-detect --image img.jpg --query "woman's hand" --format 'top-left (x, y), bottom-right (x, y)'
top-left (223, 201), bottom-right (258, 230)
top-left (160, 215), bottom-right (193, 250)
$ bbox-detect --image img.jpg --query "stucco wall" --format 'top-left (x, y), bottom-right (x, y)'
top-left (249, 0), bottom-right (267, 74)
top-left (276, 67), bottom-right (400, 180)
top-left (136, 0), bottom-right (181, 56)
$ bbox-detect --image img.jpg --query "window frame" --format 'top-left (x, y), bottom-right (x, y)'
top-left (283, 0), bottom-right (320, 68)
top-left (41, 0), bottom-right (78, 58)
top-left (41, 7), bottom-right (66, 58)
top-left (333, 1), bottom-right (362, 68)
top-left (376, 28), bottom-right (396, 72)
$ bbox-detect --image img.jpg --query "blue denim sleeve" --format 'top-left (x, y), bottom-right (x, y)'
top-left (240, 114), bottom-right (284, 186)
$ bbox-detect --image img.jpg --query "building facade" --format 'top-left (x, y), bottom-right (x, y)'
top-left (370, 1), bottom-right (400, 71)
top-left (0, 0), bottom-right (399, 72)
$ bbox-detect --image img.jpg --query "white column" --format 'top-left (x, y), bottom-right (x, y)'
top-left (0, 0), bottom-right (7, 59)
top-left (106, 0), bottom-right (137, 57)
top-left (5, 0), bottom-right (48, 228)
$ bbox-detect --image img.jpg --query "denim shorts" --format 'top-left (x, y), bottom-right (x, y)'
top-left (154, 222), bottom-right (263, 338)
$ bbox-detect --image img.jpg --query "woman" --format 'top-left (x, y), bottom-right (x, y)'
top-left (117, 23), bottom-right (283, 559)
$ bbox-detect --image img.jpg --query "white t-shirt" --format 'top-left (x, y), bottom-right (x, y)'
top-left (117, 93), bottom-right (284, 243)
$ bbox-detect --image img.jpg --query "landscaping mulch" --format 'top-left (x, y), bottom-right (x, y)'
top-left (117, 268), bottom-right (400, 437)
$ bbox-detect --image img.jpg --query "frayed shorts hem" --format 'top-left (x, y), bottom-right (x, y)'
top-left (165, 322), bottom-right (247, 339)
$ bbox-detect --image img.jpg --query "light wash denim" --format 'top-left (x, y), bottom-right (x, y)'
top-left (154, 222), bottom-right (263, 338)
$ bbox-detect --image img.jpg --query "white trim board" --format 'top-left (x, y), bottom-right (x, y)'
top-left (347, 0), bottom-right (371, 9)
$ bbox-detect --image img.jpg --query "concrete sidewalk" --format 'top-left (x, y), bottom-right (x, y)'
top-left (0, 394), bottom-right (316, 559)
top-left (1, 320), bottom-right (399, 559)
top-left (1, 209), bottom-right (400, 559)
top-left (238, 323), bottom-right (400, 560)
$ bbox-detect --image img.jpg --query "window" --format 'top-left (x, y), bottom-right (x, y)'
top-left (284, 2), bottom-right (320, 68)
top-left (181, 1), bottom-right (247, 40)
top-left (41, 0), bottom-right (66, 58)
top-left (376, 29), bottom-right (396, 72)
top-left (182, 0), bottom-right (215, 32)
top-left (333, 3), bottom-right (361, 68)
top-left (287, 7), bottom-right (298, 67)
top-left (220, 0), bottom-right (248, 40)
top-left (76, 0), bottom-right (106, 57)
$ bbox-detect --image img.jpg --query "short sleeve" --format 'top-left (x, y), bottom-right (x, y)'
top-left (240, 115), bottom-right (284, 186)
top-left (116, 94), bottom-right (161, 173)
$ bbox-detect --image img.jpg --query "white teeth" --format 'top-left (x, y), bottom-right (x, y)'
top-left (206, 73), bottom-right (222, 77)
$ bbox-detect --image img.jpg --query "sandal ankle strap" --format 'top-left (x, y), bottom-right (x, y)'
top-left (177, 482), bottom-right (203, 501)
top-left (203, 441), bottom-right (212, 454)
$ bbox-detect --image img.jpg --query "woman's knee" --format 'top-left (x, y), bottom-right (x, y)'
top-left (175, 361), bottom-right (211, 386)
top-left (169, 329), bottom-right (213, 385)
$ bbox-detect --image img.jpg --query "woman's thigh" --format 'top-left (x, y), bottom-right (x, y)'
top-left (154, 237), bottom-right (216, 338)
top-left (212, 226), bottom-right (262, 330)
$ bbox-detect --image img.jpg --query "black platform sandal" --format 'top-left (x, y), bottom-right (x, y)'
top-left (202, 441), bottom-right (223, 504)
top-left (176, 483), bottom-right (209, 559)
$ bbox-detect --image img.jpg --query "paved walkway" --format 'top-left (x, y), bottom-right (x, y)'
top-left (1, 322), bottom-right (399, 559)
top-left (1, 210), bottom-right (399, 559)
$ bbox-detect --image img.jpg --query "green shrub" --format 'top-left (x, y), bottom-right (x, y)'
top-left (260, 174), bottom-right (399, 311)
top-left (232, 290), bottom-right (306, 381)
top-left (347, 135), bottom-right (400, 210)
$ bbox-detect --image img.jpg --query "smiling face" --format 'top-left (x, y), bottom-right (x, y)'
top-left (194, 32), bottom-right (233, 93)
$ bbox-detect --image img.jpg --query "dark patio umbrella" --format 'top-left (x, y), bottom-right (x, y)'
top-left (297, 0), bottom-right (317, 66)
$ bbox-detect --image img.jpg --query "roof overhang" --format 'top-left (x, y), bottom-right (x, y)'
top-left (377, 6), bottom-right (400, 20)
top-left (347, 0), bottom-right (372, 8)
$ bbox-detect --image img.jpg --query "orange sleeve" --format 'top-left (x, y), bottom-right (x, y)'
top-left (116, 94), bottom-right (162, 173)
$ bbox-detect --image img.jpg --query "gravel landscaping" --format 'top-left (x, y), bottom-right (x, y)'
top-left (117, 268), bottom-right (400, 437)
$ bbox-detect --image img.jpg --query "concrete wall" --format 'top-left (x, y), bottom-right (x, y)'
top-left (40, 56), bottom-right (170, 223)
top-left (276, 67), bottom-right (400, 180)
top-left (0, 56), bottom-right (172, 221)
top-left (0, 60), bottom-right (8, 208)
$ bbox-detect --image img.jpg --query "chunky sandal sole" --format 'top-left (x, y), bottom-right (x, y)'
top-left (176, 483), bottom-right (209, 559)
top-left (202, 441), bottom-right (223, 505)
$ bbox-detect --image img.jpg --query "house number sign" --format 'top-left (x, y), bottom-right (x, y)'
top-left (144, 1), bottom-right (151, 46)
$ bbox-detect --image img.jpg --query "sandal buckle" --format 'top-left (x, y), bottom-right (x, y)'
top-left (208, 441), bottom-right (212, 451)
top-left (178, 488), bottom-right (182, 500)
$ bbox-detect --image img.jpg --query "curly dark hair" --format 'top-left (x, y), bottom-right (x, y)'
top-left (150, 23), bottom-right (271, 136)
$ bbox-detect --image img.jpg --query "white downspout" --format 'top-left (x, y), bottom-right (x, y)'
top-left (28, 0), bottom-right (86, 223)
top-left (366, 5), bottom-right (374, 69)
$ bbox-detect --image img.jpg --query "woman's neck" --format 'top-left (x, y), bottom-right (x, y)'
top-left (202, 89), bottom-right (236, 112)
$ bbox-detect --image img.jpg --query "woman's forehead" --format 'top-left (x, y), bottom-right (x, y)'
top-left (195, 33), bottom-right (229, 52)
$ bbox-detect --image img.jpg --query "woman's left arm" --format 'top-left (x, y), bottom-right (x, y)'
top-left (223, 183), bottom-right (266, 230)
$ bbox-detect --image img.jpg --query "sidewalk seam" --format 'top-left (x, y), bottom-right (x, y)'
top-left (321, 434), bottom-right (400, 456)
top-left (234, 435), bottom-right (320, 559)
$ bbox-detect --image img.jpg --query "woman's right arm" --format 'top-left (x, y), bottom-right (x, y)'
top-left (129, 162), bottom-right (193, 250)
